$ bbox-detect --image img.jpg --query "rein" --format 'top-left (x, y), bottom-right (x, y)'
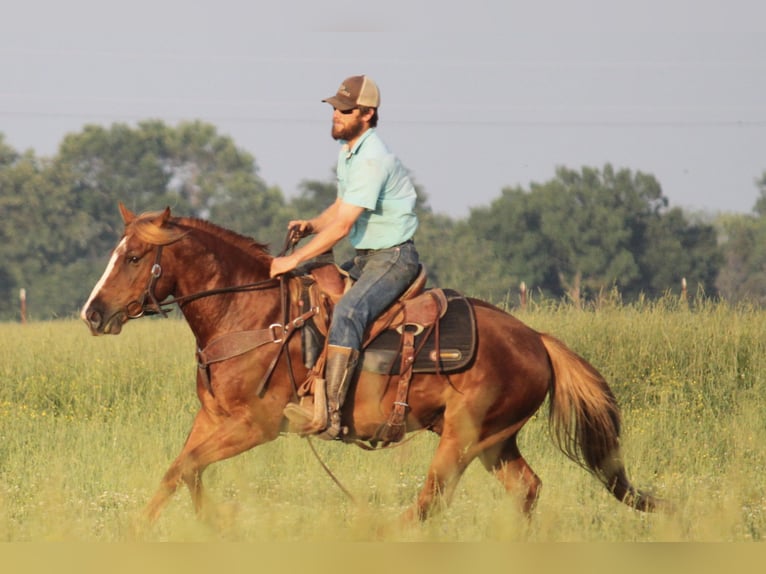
top-left (127, 226), bottom-right (305, 319)
top-left (126, 245), bottom-right (281, 319)
top-left (125, 229), bottom-right (313, 401)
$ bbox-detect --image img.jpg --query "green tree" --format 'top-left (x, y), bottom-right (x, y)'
top-left (468, 164), bottom-right (719, 303)
top-left (467, 185), bottom-right (556, 301)
top-left (716, 213), bottom-right (766, 304)
top-left (290, 177), bottom-right (337, 215)
top-left (0, 134), bottom-right (18, 167)
top-left (0, 150), bottom-right (93, 319)
top-left (414, 212), bottom-right (513, 303)
top-left (641, 208), bottom-right (722, 298)
top-left (54, 120), bottom-right (279, 253)
top-left (752, 171), bottom-right (766, 216)
top-left (713, 175), bottom-right (766, 304)
top-left (0, 121), bottom-right (287, 319)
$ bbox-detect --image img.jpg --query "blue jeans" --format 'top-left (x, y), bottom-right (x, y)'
top-left (328, 241), bottom-right (420, 350)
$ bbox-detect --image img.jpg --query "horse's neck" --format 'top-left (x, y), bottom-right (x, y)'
top-left (173, 232), bottom-right (279, 344)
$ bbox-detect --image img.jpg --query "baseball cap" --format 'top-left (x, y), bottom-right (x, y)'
top-left (322, 75), bottom-right (380, 111)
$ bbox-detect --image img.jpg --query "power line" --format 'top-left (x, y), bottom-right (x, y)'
top-left (1, 109), bottom-right (765, 129)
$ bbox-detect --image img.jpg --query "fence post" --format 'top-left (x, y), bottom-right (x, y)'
top-left (681, 277), bottom-right (687, 303)
top-left (19, 288), bottom-right (27, 324)
top-left (519, 281), bottom-right (527, 311)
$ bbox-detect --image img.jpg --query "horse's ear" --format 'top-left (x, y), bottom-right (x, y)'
top-left (118, 202), bottom-right (135, 225)
top-left (153, 206), bottom-right (172, 226)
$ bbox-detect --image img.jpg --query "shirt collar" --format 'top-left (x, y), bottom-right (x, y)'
top-left (341, 128), bottom-right (375, 159)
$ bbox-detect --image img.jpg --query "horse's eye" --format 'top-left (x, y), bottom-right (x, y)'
top-left (127, 255), bottom-right (140, 265)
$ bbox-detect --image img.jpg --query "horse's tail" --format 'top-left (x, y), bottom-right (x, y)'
top-left (540, 333), bottom-right (658, 512)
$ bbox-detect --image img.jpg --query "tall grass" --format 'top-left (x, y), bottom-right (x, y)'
top-left (0, 297), bottom-right (764, 541)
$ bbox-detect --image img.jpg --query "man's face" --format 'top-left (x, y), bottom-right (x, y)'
top-left (331, 107), bottom-right (365, 142)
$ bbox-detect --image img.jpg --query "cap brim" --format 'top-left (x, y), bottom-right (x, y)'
top-left (322, 95), bottom-right (356, 111)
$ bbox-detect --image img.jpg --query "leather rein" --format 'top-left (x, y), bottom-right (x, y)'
top-left (123, 232), bottom-right (316, 399)
top-left (124, 244), bottom-right (282, 320)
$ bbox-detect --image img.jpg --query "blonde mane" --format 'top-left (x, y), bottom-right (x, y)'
top-left (129, 210), bottom-right (272, 263)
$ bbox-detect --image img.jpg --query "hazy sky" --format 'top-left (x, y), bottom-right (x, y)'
top-left (1, 0), bottom-right (765, 218)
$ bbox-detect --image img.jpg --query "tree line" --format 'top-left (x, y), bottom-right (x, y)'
top-left (1, 120), bottom-right (764, 321)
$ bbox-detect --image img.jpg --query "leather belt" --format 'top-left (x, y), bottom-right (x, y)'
top-left (355, 239), bottom-right (413, 256)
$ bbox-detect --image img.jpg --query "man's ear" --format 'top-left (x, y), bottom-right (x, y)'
top-left (360, 107), bottom-right (376, 123)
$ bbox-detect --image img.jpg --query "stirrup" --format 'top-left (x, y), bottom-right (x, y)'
top-left (283, 377), bottom-right (328, 435)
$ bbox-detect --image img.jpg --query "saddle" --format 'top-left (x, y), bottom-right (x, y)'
top-left (291, 262), bottom-right (476, 371)
top-left (289, 261), bottom-right (477, 444)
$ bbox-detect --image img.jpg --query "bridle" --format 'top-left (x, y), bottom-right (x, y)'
top-left (118, 229), bottom-right (315, 398)
top-left (124, 243), bottom-right (281, 320)
top-left (125, 245), bottom-right (171, 319)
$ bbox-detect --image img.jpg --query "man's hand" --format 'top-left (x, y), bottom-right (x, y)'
top-left (287, 220), bottom-right (314, 238)
top-left (270, 254), bottom-right (299, 278)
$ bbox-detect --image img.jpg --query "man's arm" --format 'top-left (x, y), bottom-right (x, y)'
top-left (287, 197), bottom-right (342, 237)
top-left (270, 199), bottom-right (364, 277)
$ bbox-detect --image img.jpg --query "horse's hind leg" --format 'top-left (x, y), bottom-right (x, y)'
top-left (403, 406), bottom-right (483, 522)
top-left (403, 435), bottom-right (472, 522)
top-left (479, 435), bottom-right (542, 516)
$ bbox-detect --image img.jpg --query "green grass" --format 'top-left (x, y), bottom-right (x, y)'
top-left (1, 297), bottom-right (764, 541)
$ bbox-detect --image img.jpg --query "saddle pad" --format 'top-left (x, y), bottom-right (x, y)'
top-left (361, 289), bottom-right (476, 375)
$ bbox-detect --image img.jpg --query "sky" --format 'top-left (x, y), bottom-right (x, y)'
top-left (1, 0), bottom-right (765, 219)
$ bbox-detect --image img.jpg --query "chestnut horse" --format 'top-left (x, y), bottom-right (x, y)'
top-left (81, 203), bottom-right (657, 523)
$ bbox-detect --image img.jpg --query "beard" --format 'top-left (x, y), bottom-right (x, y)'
top-left (332, 115), bottom-right (366, 142)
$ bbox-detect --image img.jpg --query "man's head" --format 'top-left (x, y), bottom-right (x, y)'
top-left (324, 75), bottom-right (380, 142)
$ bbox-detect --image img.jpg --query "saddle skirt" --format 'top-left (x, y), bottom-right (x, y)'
top-left (361, 289), bottom-right (475, 374)
top-left (291, 262), bottom-right (477, 376)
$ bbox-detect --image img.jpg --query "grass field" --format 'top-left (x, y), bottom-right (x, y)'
top-left (1, 296), bottom-right (764, 542)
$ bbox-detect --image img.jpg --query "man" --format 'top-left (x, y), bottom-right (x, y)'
top-left (270, 75), bottom-right (420, 439)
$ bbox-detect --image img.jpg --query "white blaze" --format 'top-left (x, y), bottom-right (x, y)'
top-left (80, 237), bottom-right (127, 321)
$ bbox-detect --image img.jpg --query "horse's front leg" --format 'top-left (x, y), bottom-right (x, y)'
top-left (143, 407), bottom-right (278, 524)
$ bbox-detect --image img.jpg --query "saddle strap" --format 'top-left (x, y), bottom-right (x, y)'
top-left (197, 329), bottom-right (279, 368)
top-left (196, 306), bottom-right (318, 397)
top-left (374, 328), bottom-right (416, 445)
top-left (255, 305), bottom-right (320, 397)
top-left (196, 329), bottom-right (275, 396)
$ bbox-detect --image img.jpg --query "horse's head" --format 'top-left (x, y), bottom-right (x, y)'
top-left (81, 202), bottom-right (186, 335)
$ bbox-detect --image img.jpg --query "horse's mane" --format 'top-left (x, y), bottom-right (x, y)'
top-left (130, 210), bottom-right (272, 263)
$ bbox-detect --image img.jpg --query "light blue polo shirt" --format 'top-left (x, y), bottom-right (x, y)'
top-left (336, 128), bottom-right (419, 250)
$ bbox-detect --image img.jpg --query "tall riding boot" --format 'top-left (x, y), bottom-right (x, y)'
top-left (319, 345), bottom-right (359, 440)
top-left (283, 345), bottom-right (359, 438)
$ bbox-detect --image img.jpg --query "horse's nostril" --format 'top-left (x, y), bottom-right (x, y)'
top-left (86, 308), bottom-right (102, 328)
